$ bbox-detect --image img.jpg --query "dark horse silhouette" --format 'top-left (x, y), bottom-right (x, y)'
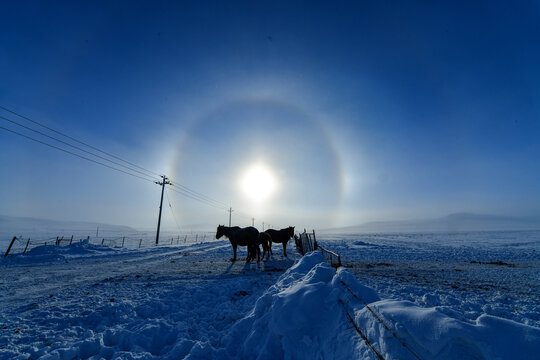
top-left (266, 226), bottom-right (295, 257)
top-left (216, 225), bottom-right (260, 262)
top-left (258, 232), bottom-right (272, 260)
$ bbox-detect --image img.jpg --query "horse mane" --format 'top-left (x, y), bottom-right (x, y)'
top-left (217, 225), bottom-right (241, 239)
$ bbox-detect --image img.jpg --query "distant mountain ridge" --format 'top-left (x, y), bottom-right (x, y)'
top-left (323, 213), bottom-right (540, 233)
top-left (0, 215), bottom-right (136, 234)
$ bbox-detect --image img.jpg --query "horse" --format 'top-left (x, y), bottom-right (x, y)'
top-left (266, 226), bottom-right (295, 257)
top-left (258, 232), bottom-right (272, 260)
top-left (246, 238), bottom-right (261, 263)
top-left (216, 225), bottom-right (260, 262)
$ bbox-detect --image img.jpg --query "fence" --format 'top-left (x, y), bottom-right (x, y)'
top-left (295, 229), bottom-right (342, 268)
top-left (3, 232), bottom-right (212, 257)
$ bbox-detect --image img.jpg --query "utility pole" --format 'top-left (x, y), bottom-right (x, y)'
top-left (155, 175), bottom-right (171, 245)
top-left (251, 217), bottom-right (255, 227)
top-left (262, 221), bottom-right (265, 231)
top-left (228, 207), bottom-right (233, 227)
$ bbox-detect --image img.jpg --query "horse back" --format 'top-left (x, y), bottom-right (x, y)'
top-left (266, 229), bottom-right (290, 244)
top-left (232, 226), bottom-right (259, 246)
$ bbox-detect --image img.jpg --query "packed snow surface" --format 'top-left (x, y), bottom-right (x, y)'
top-left (1, 230), bottom-right (539, 359)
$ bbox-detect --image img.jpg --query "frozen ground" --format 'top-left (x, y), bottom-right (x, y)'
top-left (1, 230), bottom-right (539, 359)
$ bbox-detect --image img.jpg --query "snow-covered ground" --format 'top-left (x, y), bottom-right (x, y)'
top-left (1, 230), bottom-right (539, 359)
top-left (322, 231), bottom-right (540, 329)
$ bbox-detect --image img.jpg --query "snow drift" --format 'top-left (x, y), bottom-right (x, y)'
top-left (216, 252), bottom-right (540, 359)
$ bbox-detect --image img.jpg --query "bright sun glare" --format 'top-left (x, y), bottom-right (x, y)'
top-left (240, 164), bottom-right (277, 202)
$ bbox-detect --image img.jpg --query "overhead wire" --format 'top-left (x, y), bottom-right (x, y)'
top-left (0, 125), bottom-right (156, 183)
top-left (168, 186), bottom-right (229, 212)
top-left (0, 115), bottom-right (158, 182)
top-left (0, 105), bottom-right (265, 225)
top-left (169, 182), bottom-right (229, 209)
top-left (0, 105), bottom-right (161, 177)
top-left (167, 186), bottom-right (268, 228)
top-left (165, 187), bottom-right (183, 232)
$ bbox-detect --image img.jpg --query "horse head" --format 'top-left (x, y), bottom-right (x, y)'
top-left (216, 225), bottom-right (225, 239)
top-left (287, 226), bottom-right (295, 238)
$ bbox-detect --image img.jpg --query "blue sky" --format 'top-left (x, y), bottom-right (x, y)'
top-left (1, 1), bottom-right (539, 230)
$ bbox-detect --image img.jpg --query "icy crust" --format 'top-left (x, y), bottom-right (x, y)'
top-left (216, 252), bottom-right (540, 360)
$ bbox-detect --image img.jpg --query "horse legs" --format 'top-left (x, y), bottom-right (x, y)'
top-left (246, 244), bottom-right (259, 263)
top-left (246, 244), bottom-right (252, 263)
top-left (283, 242), bottom-right (287, 257)
top-left (231, 242), bottom-right (237, 261)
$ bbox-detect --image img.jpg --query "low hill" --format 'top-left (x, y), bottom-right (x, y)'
top-left (0, 215), bottom-right (136, 236)
top-left (323, 213), bottom-right (540, 233)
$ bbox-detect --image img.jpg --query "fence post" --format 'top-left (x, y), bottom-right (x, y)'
top-left (122, 237), bottom-right (125, 247)
top-left (56, 236), bottom-right (59, 245)
top-left (139, 239), bottom-right (142, 248)
top-left (171, 238), bottom-right (173, 245)
top-left (24, 238), bottom-right (31, 254)
top-left (4, 236), bottom-right (17, 257)
top-left (70, 235), bottom-right (73, 245)
top-left (184, 235), bottom-right (187, 244)
top-left (101, 238), bottom-right (105, 245)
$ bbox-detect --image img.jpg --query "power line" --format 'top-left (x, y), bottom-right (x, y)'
top-left (168, 185), bottom-right (268, 227)
top-left (169, 182), bottom-right (229, 209)
top-left (0, 125), bottom-right (156, 183)
top-left (168, 186), bottom-right (229, 211)
top-left (0, 115), bottom-right (246, 218)
top-left (0, 115), bottom-right (158, 182)
top-left (0, 105), bottom-right (266, 227)
top-left (165, 187), bottom-right (182, 232)
top-left (175, 183), bottom-right (229, 207)
top-left (0, 105), bottom-right (160, 177)
top-left (1, 106), bottom-right (236, 209)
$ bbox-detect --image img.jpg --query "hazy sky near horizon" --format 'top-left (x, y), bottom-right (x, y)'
top-left (1, 1), bottom-right (539, 231)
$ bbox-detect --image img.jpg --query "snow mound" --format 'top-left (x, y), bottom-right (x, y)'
top-left (357, 300), bottom-right (540, 359)
top-left (221, 252), bottom-right (378, 359)
top-left (215, 251), bottom-right (540, 360)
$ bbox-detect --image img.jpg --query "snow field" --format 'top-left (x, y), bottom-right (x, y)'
top-left (0, 241), bottom-right (295, 359)
top-left (324, 231), bottom-right (540, 328)
top-left (1, 230), bottom-right (539, 359)
top-left (217, 251), bottom-right (540, 359)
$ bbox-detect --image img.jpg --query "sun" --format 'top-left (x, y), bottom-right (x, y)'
top-left (240, 164), bottom-right (277, 201)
